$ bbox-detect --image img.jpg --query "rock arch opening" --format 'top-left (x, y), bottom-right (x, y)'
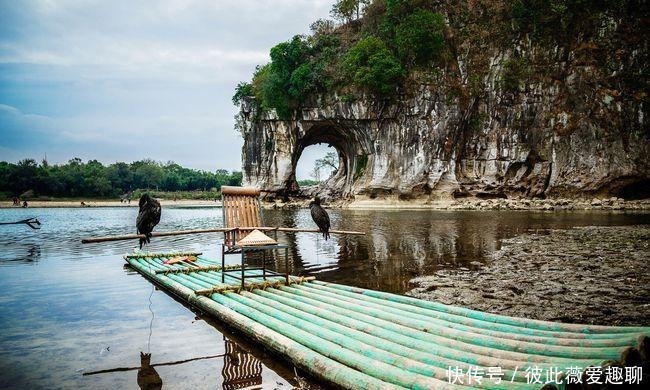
top-left (294, 143), bottom-right (340, 184)
top-left (283, 123), bottom-right (370, 199)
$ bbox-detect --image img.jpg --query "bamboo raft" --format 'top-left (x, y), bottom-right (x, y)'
top-left (125, 252), bottom-right (649, 390)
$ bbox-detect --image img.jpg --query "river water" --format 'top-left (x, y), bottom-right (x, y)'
top-left (0, 206), bottom-right (648, 389)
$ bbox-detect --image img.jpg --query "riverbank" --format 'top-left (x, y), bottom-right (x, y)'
top-left (267, 196), bottom-right (650, 211)
top-left (6, 195), bottom-right (650, 211)
top-left (408, 225), bottom-right (650, 326)
top-left (0, 199), bottom-right (222, 208)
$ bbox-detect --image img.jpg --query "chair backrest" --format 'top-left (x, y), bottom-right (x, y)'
top-left (221, 186), bottom-right (262, 247)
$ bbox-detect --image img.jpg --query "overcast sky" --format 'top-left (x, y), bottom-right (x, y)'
top-left (0, 0), bottom-right (334, 178)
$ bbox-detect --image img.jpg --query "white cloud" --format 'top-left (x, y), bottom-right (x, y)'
top-left (0, 0), bottom-right (333, 170)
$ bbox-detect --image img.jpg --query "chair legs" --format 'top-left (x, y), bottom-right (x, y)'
top-left (221, 244), bottom-right (225, 283)
top-left (221, 245), bottom-right (288, 288)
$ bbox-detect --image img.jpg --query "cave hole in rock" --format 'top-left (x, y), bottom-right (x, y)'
top-left (284, 123), bottom-right (368, 198)
top-left (294, 143), bottom-right (340, 186)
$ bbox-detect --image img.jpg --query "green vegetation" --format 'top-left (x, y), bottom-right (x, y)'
top-left (313, 151), bottom-right (339, 181)
top-left (0, 158), bottom-right (242, 199)
top-left (297, 179), bottom-right (320, 186)
top-left (249, 34), bottom-right (338, 118)
top-left (511, 0), bottom-right (590, 36)
top-left (394, 9), bottom-right (445, 67)
top-left (234, 0), bottom-right (448, 116)
top-left (232, 82), bottom-right (253, 105)
top-left (330, 0), bottom-right (370, 23)
top-left (343, 36), bottom-right (403, 96)
top-left (501, 57), bottom-right (531, 92)
top-left (232, 0), bottom-right (636, 118)
top-left (130, 189), bottom-right (222, 201)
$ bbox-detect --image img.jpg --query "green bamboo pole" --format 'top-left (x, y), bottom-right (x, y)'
top-left (128, 255), bottom-right (644, 388)
top-left (144, 257), bottom-right (252, 289)
top-left (152, 263), bottom-right (604, 372)
top-left (136, 259), bottom-right (536, 375)
top-left (313, 281), bottom-right (649, 335)
top-left (278, 284), bottom-right (601, 366)
top-left (304, 283), bottom-right (641, 344)
top-left (154, 256), bottom-right (582, 370)
top-left (287, 284), bottom-right (624, 360)
top-left (272, 285), bottom-right (604, 368)
top-left (135, 259), bottom-right (526, 387)
top-left (225, 291), bottom-right (466, 388)
top-left (135, 254), bottom-right (636, 358)
top-left (210, 292), bottom-right (457, 390)
top-left (300, 283), bottom-right (634, 354)
top-left (242, 289), bottom-right (540, 389)
top-left (145, 256), bottom-right (301, 295)
top-left (126, 258), bottom-right (403, 390)
top-left (252, 287), bottom-right (572, 381)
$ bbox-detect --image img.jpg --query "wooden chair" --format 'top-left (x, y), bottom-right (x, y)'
top-left (220, 186), bottom-right (264, 254)
top-left (220, 186), bottom-right (288, 286)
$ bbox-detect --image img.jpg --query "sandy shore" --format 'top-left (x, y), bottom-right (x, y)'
top-left (0, 199), bottom-right (222, 208)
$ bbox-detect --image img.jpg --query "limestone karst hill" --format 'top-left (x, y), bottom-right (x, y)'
top-left (234, 0), bottom-right (648, 202)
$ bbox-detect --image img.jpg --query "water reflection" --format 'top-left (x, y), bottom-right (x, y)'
top-left (262, 209), bottom-right (650, 293)
top-left (0, 207), bottom-right (648, 389)
top-left (0, 243), bottom-right (41, 264)
top-left (222, 338), bottom-right (263, 390)
top-left (137, 352), bottom-right (162, 390)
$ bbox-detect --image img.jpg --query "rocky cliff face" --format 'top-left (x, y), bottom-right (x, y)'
top-left (236, 12), bottom-right (648, 202)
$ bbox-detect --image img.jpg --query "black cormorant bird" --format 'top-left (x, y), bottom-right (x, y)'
top-left (309, 196), bottom-right (330, 240)
top-left (136, 194), bottom-right (161, 249)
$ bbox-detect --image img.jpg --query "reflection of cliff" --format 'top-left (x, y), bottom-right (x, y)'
top-left (259, 209), bottom-right (535, 293)
top-left (315, 210), bottom-right (504, 293)
top-left (261, 209), bottom-right (341, 275)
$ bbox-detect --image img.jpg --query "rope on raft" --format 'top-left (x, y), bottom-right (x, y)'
top-left (124, 251), bottom-right (203, 260)
top-left (155, 264), bottom-right (245, 275)
top-left (195, 276), bottom-right (317, 296)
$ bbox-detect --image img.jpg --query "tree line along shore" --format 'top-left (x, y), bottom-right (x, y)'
top-left (0, 158), bottom-right (242, 201)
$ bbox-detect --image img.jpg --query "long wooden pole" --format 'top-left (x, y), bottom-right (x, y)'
top-left (81, 226), bottom-right (365, 244)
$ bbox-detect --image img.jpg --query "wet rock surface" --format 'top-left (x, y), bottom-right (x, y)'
top-left (267, 196), bottom-right (650, 211)
top-left (445, 198), bottom-right (650, 211)
top-left (408, 225), bottom-right (650, 326)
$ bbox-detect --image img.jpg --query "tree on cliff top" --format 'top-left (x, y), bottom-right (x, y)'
top-left (233, 0), bottom-right (449, 114)
top-left (331, 0), bottom-right (371, 23)
top-left (245, 33), bottom-right (339, 119)
top-left (394, 9), bottom-right (445, 67)
top-left (233, 0), bottom-right (637, 117)
top-left (343, 36), bottom-right (403, 96)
